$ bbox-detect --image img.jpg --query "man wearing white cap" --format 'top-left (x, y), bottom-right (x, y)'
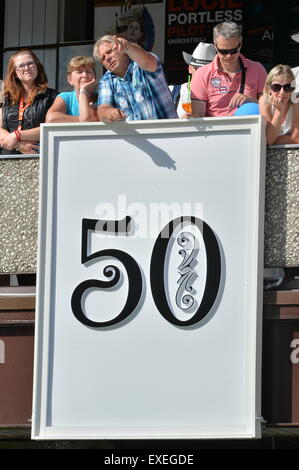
top-left (170, 42), bottom-right (216, 118)
top-left (191, 22), bottom-right (267, 117)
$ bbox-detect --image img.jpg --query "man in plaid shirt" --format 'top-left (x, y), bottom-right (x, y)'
top-left (94, 35), bottom-right (177, 122)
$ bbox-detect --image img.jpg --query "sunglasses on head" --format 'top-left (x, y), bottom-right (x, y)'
top-left (270, 83), bottom-right (295, 92)
top-left (215, 42), bottom-right (241, 55)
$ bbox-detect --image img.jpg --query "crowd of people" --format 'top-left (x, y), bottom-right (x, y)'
top-left (0, 21), bottom-right (299, 154)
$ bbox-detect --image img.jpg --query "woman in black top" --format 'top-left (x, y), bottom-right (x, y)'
top-left (0, 49), bottom-right (56, 154)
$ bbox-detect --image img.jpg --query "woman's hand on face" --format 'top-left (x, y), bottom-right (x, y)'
top-left (270, 94), bottom-right (288, 113)
top-left (80, 78), bottom-right (97, 96)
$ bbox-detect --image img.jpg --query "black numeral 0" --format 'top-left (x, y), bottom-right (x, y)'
top-left (150, 216), bottom-right (221, 326)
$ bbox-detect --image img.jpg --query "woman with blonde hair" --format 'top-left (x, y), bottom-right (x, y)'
top-left (0, 49), bottom-right (57, 154)
top-left (46, 56), bottom-right (98, 123)
top-left (259, 64), bottom-right (299, 145)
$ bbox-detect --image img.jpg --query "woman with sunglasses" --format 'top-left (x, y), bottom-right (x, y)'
top-left (259, 64), bottom-right (299, 145)
top-left (0, 49), bottom-right (57, 154)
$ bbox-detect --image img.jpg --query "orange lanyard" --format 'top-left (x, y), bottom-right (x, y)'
top-left (17, 97), bottom-right (31, 130)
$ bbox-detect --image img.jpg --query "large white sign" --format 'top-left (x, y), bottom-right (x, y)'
top-left (32, 117), bottom-right (266, 440)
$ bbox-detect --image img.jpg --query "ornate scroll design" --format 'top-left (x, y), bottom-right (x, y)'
top-left (176, 232), bottom-right (197, 311)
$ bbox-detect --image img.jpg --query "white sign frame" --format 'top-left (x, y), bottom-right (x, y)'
top-left (32, 117), bottom-right (266, 440)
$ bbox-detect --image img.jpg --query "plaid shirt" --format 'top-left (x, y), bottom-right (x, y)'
top-left (97, 56), bottom-right (178, 120)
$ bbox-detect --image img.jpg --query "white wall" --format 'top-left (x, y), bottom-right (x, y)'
top-left (3, 0), bottom-right (62, 88)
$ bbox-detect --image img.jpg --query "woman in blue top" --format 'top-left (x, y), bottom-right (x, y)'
top-left (46, 56), bottom-right (98, 123)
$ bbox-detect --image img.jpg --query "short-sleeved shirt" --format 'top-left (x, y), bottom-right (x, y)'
top-left (191, 54), bottom-right (267, 117)
top-left (58, 91), bottom-right (79, 116)
top-left (97, 56), bottom-right (178, 120)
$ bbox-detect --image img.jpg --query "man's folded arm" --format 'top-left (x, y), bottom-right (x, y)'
top-left (192, 99), bottom-right (207, 118)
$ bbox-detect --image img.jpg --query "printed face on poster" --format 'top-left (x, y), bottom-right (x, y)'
top-left (94, 0), bottom-right (165, 76)
top-left (32, 116), bottom-right (266, 440)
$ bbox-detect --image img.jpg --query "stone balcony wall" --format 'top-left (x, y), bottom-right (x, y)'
top-left (264, 146), bottom-right (299, 267)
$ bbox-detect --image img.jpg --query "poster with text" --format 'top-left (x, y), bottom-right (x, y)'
top-left (165, 0), bottom-right (244, 84)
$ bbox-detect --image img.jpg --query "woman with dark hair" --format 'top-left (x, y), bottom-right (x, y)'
top-left (0, 49), bottom-right (57, 154)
